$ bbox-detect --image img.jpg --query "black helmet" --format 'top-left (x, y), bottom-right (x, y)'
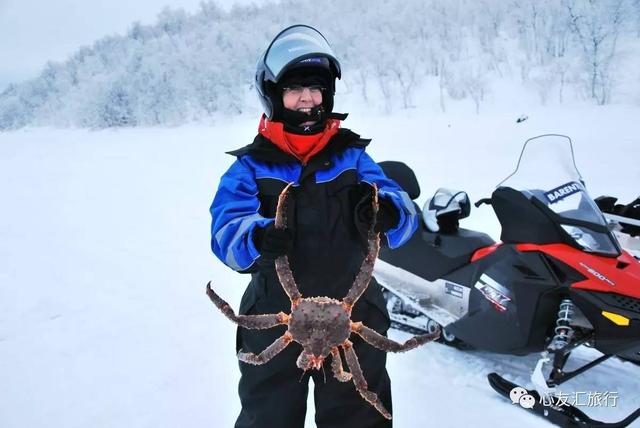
top-left (255, 25), bottom-right (341, 120)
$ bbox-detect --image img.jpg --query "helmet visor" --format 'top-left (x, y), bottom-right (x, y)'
top-left (263, 25), bottom-right (341, 83)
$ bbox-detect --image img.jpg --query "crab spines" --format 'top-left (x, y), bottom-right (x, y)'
top-left (343, 339), bottom-right (392, 420)
top-left (354, 323), bottom-right (441, 353)
top-left (206, 281), bottom-right (228, 310)
top-left (330, 347), bottom-right (352, 382)
top-left (238, 332), bottom-right (293, 365)
top-left (343, 183), bottom-right (381, 307)
top-left (273, 182), bottom-right (303, 304)
top-left (274, 182), bottom-right (294, 230)
top-left (275, 256), bottom-right (303, 304)
top-left (206, 282), bottom-right (288, 330)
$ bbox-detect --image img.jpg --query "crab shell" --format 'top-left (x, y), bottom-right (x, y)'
top-left (288, 296), bottom-right (351, 370)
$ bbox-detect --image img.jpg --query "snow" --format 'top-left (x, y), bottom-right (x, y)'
top-left (1, 105), bottom-right (639, 427)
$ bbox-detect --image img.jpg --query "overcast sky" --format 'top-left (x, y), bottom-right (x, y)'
top-left (0, 0), bottom-right (264, 90)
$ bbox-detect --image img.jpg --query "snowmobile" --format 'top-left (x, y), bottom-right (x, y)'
top-left (374, 135), bottom-right (640, 428)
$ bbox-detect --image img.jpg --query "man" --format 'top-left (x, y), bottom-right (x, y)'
top-left (210, 25), bottom-right (418, 428)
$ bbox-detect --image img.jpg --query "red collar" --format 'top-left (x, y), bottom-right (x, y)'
top-left (258, 115), bottom-right (341, 164)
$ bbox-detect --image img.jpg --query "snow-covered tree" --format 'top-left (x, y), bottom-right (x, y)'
top-left (1, 0), bottom-right (639, 129)
top-left (564, 0), bottom-right (628, 104)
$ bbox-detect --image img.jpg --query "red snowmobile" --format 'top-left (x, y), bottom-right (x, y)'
top-left (374, 135), bottom-right (640, 428)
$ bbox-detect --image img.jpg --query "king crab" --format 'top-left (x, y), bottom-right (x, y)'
top-left (206, 183), bottom-right (440, 419)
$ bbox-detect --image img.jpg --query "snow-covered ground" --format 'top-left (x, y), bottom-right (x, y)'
top-left (1, 105), bottom-right (639, 427)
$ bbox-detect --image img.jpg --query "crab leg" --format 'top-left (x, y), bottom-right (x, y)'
top-left (206, 282), bottom-right (289, 329)
top-left (238, 332), bottom-right (293, 365)
top-left (274, 183), bottom-right (302, 304)
top-left (330, 347), bottom-right (352, 382)
top-left (342, 340), bottom-right (391, 420)
top-left (344, 184), bottom-right (380, 308)
top-left (351, 321), bottom-right (440, 352)
top-left (275, 256), bottom-right (302, 305)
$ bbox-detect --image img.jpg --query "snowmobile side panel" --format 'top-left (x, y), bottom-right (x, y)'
top-left (517, 243), bottom-right (640, 299)
top-left (471, 242), bottom-right (502, 262)
top-left (447, 246), bottom-right (562, 354)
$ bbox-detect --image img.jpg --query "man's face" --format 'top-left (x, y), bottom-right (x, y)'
top-left (282, 85), bottom-right (323, 126)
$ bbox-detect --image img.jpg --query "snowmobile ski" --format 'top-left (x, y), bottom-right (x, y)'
top-left (487, 373), bottom-right (640, 428)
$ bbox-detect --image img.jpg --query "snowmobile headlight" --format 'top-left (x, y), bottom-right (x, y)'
top-left (601, 311), bottom-right (630, 326)
top-left (560, 224), bottom-right (619, 256)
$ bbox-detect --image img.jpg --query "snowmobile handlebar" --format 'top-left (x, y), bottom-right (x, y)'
top-left (474, 197), bottom-right (492, 208)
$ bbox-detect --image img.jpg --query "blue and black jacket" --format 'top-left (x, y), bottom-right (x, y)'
top-left (210, 127), bottom-right (417, 313)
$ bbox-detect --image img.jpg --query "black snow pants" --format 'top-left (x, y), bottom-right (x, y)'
top-left (234, 274), bottom-right (393, 428)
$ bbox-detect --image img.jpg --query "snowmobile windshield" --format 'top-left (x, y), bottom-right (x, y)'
top-left (498, 134), bottom-right (620, 256)
top-left (262, 25), bottom-right (341, 83)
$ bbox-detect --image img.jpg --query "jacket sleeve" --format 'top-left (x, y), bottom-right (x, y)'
top-left (210, 158), bottom-right (273, 272)
top-left (356, 150), bottom-right (418, 248)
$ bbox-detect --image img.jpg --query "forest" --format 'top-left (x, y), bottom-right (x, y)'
top-left (1, 0), bottom-right (639, 128)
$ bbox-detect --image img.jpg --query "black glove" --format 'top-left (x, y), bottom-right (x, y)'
top-left (253, 223), bottom-right (293, 265)
top-left (355, 192), bottom-right (400, 236)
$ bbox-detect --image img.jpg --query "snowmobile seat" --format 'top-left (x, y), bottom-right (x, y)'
top-left (380, 224), bottom-right (495, 282)
top-left (377, 160), bottom-right (495, 280)
top-left (378, 161), bottom-right (420, 200)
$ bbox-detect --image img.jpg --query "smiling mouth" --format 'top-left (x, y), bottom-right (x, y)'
top-left (297, 108), bottom-right (313, 114)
